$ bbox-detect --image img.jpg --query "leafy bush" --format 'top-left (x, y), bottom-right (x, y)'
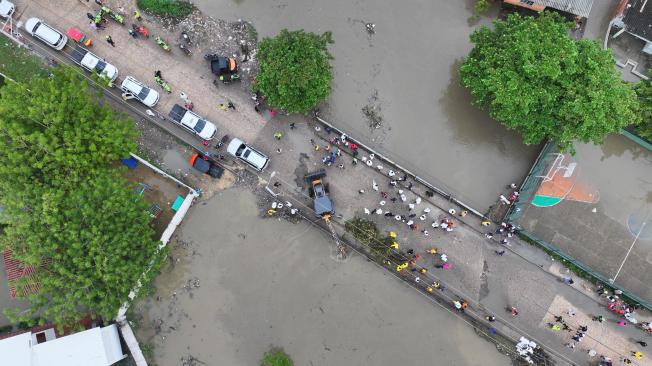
top-left (345, 217), bottom-right (397, 260)
top-left (136, 0), bottom-right (194, 19)
top-left (0, 324), bottom-right (13, 334)
top-left (261, 348), bottom-right (293, 366)
top-left (345, 217), bottom-right (379, 246)
top-left (474, 0), bottom-right (490, 16)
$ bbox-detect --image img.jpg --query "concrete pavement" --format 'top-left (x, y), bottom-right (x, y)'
top-left (8, 0), bottom-right (652, 364)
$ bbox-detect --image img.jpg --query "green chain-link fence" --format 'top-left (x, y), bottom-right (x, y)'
top-left (505, 141), bottom-right (652, 311)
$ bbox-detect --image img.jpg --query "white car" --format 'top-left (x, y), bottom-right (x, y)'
top-left (24, 18), bottom-right (67, 50)
top-left (0, 0), bottom-right (15, 18)
top-left (227, 138), bottom-right (270, 172)
top-left (121, 76), bottom-right (160, 107)
top-left (168, 104), bottom-right (217, 141)
top-left (71, 46), bottom-right (118, 82)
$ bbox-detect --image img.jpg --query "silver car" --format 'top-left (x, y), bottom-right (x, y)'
top-left (227, 138), bottom-right (270, 172)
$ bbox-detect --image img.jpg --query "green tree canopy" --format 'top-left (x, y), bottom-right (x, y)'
top-left (460, 12), bottom-right (640, 150)
top-left (255, 29), bottom-right (334, 114)
top-left (0, 67), bottom-right (160, 327)
top-left (261, 348), bottom-right (293, 366)
top-left (633, 78), bottom-right (652, 140)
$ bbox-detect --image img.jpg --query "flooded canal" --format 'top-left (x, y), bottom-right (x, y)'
top-left (193, 0), bottom-right (540, 209)
top-left (134, 188), bottom-right (510, 366)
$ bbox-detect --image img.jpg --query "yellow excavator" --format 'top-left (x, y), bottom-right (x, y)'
top-left (305, 170), bottom-right (346, 259)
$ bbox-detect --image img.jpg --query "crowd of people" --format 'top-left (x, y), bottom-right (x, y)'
top-left (304, 127), bottom-right (651, 365)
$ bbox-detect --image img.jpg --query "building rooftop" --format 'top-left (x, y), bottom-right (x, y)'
top-left (0, 325), bottom-right (126, 366)
top-left (623, 0), bottom-right (652, 42)
top-left (504, 0), bottom-right (594, 17)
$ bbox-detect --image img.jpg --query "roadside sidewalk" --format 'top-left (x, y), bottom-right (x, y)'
top-left (10, 0), bottom-right (651, 364)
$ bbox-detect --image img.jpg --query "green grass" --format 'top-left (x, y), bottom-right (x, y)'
top-left (261, 348), bottom-right (293, 366)
top-left (136, 0), bottom-right (195, 20)
top-left (0, 34), bottom-right (48, 83)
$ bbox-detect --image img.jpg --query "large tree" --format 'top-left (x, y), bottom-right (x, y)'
top-left (255, 29), bottom-right (334, 114)
top-left (0, 67), bottom-right (161, 327)
top-left (460, 12), bottom-right (640, 150)
top-left (633, 78), bottom-right (652, 140)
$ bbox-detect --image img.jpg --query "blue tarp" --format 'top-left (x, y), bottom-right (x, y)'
top-left (121, 158), bottom-right (138, 170)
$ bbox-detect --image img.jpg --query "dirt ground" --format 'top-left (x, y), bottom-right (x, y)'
top-left (132, 188), bottom-right (509, 366)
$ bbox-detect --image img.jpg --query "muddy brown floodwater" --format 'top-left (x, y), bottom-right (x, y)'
top-left (191, 0), bottom-right (540, 210)
top-left (134, 188), bottom-right (510, 366)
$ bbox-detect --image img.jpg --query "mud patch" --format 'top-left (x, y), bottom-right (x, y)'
top-left (479, 259), bottom-right (489, 301)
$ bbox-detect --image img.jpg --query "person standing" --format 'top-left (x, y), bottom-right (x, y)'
top-left (106, 35), bottom-right (115, 47)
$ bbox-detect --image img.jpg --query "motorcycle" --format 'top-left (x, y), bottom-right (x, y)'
top-left (181, 30), bottom-right (191, 44)
top-left (178, 44), bottom-right (192, 56)
top-left (214, 135), bottom-right (229, 149)
top-left (132, 24), bottom-right (149, 38)
top-left (218, 73), bottom-right (240, 84)
top-left (108, 11), bottom-right (125, 24)
top-left (155, 36), bottom-right (171, 52)
top-left (101, 6), bottom-right (124, 24)
top-left (154, 71), bottom-right (171, 93)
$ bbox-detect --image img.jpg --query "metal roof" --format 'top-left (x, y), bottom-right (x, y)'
top-left (1, 325), bottom-right (125, 366)
top-left (523, 0), bottom-right (595, 17)
top-left (623, 0), bottom-right (652, 42)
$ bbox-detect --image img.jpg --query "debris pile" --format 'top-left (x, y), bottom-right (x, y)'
top-left (362, 89), bottom-right (383, 129)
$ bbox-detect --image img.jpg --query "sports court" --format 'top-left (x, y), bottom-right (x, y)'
top-left (510, 134), bottom-right (652, 305)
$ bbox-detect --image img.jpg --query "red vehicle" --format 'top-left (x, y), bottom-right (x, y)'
top-left (67, 27), bottom-right (92, 46)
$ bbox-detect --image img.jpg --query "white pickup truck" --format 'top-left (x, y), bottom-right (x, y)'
top-left (70, 45), bottom-right (118, 82)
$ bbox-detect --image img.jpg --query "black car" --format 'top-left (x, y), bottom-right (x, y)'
top-left (189, 153), bottom-right (224, 179)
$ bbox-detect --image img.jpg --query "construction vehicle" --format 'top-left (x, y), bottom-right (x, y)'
top-left (305, 170), bottom-right (346, 260)
top-left (305, 169), bottom-right (334, 219)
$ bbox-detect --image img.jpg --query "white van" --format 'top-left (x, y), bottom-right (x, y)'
top-left (24, 18), bottom-right (67, 51)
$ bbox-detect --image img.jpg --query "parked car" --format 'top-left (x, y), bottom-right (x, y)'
top-left (24, 18), bottom-right (67, 50)
top-left (189, 153), bottom-right (224, 179)
top-left (168, 104), bottom-right (217, 141)
top-left (226, 138), bottom-right (269, 172)
top-left (0, 0), bottom-right (15, 18)
top-left (70, 45), bottom-right (118, 82)
top-left (121, 76), bottom-right (159, 107)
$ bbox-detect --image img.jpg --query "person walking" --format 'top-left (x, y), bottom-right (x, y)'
top-left (106, 35), bottom-right (115, 47)
top-left (227, 101), bottom-right (236, 110)
top-left (273, 131), bottom-right (282, 140)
